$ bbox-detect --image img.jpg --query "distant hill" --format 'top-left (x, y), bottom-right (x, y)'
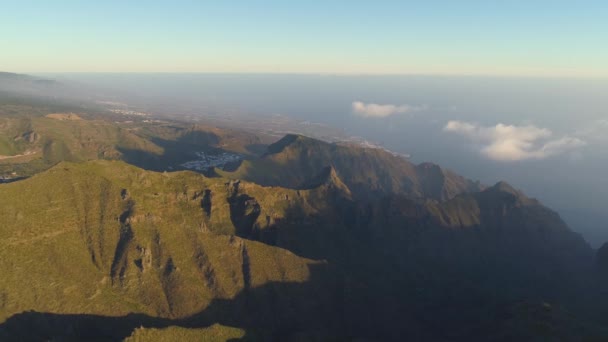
top-left (0, 106), bottom-right (265, 180)
top-left (0, 72), bottom-right (64, 98)
top-left (0, 113), bottom-right (162, 178)
top-left (220, 133), bottom-right (483, 201)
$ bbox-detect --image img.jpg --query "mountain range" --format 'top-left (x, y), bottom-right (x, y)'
top-left (1, 76), bottom-right (608, 341)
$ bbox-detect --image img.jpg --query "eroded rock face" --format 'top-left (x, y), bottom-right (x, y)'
top-left (0, 160), bottom-right (601, 341)
top-left (22, 131), bottom-right (40, 143)
top-left (228, 193), bottom-right (261, 239)
top-left (201, 189), bottom-right (212, 218)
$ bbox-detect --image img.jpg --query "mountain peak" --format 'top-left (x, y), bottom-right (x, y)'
top-left (224, 133), bottom-right (482, 201)
top-left (490, 181), bottom-right (520, 195)
top-left (266, 134), bottom-right (305, 154)
top-left (0, 72), bottom-right (28, 81)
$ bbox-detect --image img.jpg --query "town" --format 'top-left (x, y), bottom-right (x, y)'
top-left (180, 151), bottom-right (242, 171)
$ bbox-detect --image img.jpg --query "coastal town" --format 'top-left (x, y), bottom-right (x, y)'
top-left (180, 151), bottom-right (242, 171)
top-left (109, 109), bottom-right (149, 117)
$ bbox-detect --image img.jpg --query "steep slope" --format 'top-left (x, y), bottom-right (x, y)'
top-left (252, 176), bottom-right (596, 339)
top-left (219, 134), bottom-right (482, 201)
top-left (0, 160), bottom-right (602, 340)
top-left (0, 161), bottom-right (342, 340)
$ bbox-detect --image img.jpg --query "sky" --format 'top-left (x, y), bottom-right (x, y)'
top-left (1, 1), bottom-right (607, 244)
top-left (1, 1), bottom-right (608, 77)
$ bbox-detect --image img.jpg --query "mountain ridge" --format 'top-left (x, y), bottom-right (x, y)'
top-left (0, 89), bottom-right (606, 340)
top-left (1, 158), bottom-right (601, 340)
top-left (220, 133), bottom-right (483, 202)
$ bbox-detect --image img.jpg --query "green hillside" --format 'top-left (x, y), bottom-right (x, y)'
top-left (0, 114), bottom-right (163, 178)
top-left (0, 160), bottom-right (321, 318)
top-left (124, 324), bottom-right (245, 342)
top-left (0, 158), bottom-right (604, 340)
top-left (0, 160), bottom-right (343, 340)
top-left (0, 105), bottom-right (266, 180)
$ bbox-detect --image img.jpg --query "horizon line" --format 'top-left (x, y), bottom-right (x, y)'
top-left (9, 70), bottom-right (608, 81)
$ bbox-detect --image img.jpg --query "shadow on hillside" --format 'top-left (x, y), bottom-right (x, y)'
top-left (0, 264), bottom-right (343, 341)
top-left (244, 143), bottom-right (267, 156)
top-left (117, 130), bottom-right (220, 172)
top-left (0, 186), bottom-right (356, 341)
top-left (2, 189), bottom-right (601, 341)
top-left (0, 194), bottom-right (365, 341)
top-left (118, 130), bottom-right (258, 174)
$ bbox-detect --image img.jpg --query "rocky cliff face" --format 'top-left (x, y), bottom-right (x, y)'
top-left (0, 138), bottom-right (603, 340)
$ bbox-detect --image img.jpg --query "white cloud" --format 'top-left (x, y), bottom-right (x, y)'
top-left (444, 120), bottom-right (586, 161)
top-left (352, 101), bottom-right (422, 118)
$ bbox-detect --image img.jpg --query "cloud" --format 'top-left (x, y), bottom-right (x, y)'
top-left (352, 101), bottom-right (422, 118)
top-left (444, 120), bottom-right (586, 161)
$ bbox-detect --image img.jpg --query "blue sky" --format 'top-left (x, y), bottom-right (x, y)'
top-left (1, 1), bottom-right (607, 76)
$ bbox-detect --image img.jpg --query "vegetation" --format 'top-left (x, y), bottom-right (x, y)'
top-left (125, 324), bottom-right (245, 342)
top-left (0, 156), bottom-right (605, 340)
top-left (1, 95), bottom-right (608, 340)
top-left (0, 101), bottom-right (267, 180)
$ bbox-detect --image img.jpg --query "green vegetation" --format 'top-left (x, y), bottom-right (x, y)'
top-left (0, 160), bottom-right (323, 322)
top-left (1, 97), bottom-right (607, 340)
top-left (1, 157), bottom-right (603, 340)
top-left (0, 101), bottom-right (267, 180)
top-left (125, 324), bottom-right (245, 341)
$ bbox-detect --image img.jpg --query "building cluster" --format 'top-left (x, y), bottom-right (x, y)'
top-left (180, 151), bottom-right (242, 171)
top-left (109, 109), bottom-right (149, 116)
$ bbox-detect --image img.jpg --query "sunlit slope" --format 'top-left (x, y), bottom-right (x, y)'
top-left (124, 324), bottom-right (245, 342)
top-left (0, 109), bottom-right (266, 179)
top-left (0, 114), bottom-right (162, 177)
top-left (0, 157), bottom-right (599, 340)
top-left (0, 160), bottom-right (328, 324)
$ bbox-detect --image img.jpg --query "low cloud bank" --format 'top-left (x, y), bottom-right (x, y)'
top-left (444, 120), bottom-right (586, 161)
top-left (352, 101), bottom-right (423, 118)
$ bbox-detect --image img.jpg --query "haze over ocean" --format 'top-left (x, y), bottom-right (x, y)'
top-left (48, 73), bottom-right (608, 246)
